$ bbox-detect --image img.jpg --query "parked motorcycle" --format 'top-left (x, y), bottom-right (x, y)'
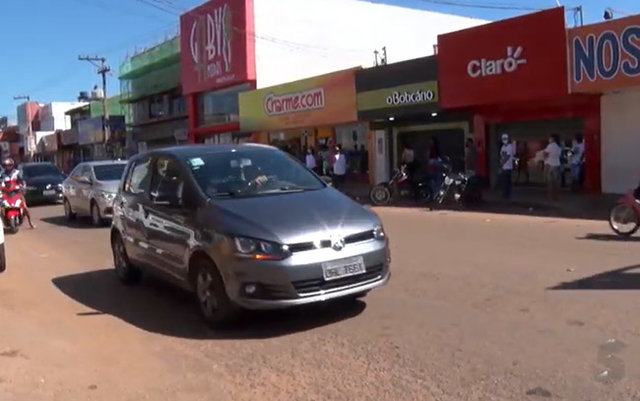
top-left (369, 164), bottom-right (433, 206)
top-left (433, 163), bottom-right (483, 207)
top-left (608, 187), bottom-right (640, 236)
top-left (1, 178), bottom-right (24, 234)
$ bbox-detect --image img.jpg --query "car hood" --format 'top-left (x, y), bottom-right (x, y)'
top-left (26, 175), bottom-right (64, 186)
top-left (205, 188), bottom-right (379, 244)
top-left (94, 180), bottom-right (120, 193)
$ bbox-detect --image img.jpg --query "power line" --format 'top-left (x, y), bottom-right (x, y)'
top-left (135, 0), bottom-right (177, 16)
top-left (411, 0), bottom-right (542, 11)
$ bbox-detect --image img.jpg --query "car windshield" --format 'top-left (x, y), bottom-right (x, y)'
top-left (184, 147), bottom-right (325, 198)
top-left (93, 164), bottom-right (126, 181)
top-left (22, 164), bottom-right (61, 178)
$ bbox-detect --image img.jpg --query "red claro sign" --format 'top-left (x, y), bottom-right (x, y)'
top-left (437, 7), bottom-right (569, 109)
top-left (180, 0), bottom-right (256, 95)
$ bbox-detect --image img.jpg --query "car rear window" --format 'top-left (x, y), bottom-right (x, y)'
top-left (93, 164), bottom-right (126, 181)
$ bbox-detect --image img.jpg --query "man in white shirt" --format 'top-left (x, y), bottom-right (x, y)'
top-left (332, 144), bottom-right (347, 189)
top-left (543, 134), bottom-right (563, 201)
top-left (499, 133), bottom-right (515, 199)
top-left (570, 134), bottom-right (585, 191)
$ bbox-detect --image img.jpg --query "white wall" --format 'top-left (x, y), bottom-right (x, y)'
top-left (601, 89), bottom-right (640, 194)
top-left (39, 102), bottom-right (86, 131)
top-left (253, 0), bottom-right (486, 88)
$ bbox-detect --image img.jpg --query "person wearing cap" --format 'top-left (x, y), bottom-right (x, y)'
top-left (0, 158), bottom-right (35, 229)
top-left (499, 133), bottom-right (515, 199)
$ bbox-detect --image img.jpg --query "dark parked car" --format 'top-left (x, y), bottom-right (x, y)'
top-left (19, 162), bottom-right (65, 204)
top-left (110, 144), bottom-right (391, 327)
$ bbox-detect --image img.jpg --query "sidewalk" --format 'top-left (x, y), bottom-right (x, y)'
top-left (340, 181), bottom-right (616, 221)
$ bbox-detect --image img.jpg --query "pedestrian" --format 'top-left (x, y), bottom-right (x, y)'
top-left (465, 138), bottom-right (477, 176)
top-left (332, 144), bottom-right (347, 189)
top-left (543, 134), bottom-right (562, 201)
top-left (499, 133), bottom-right (515, 200)
top-left (570, 134), bottom-right (585, 191)
top-left (305, 146), bottom-right (317, 172)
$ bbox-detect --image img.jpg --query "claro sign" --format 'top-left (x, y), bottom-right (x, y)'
top-left (180, 0), bottom-right (256, 95)
top-left (467, 46), bottom-right (527, 78)
top-left (570, 15), bottom-right (640, 93)
top-left (437, 7), bottom-right (568, 108)
top-left (264, 88), bottom-right (325, 116)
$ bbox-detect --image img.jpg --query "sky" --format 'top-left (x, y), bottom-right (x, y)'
top-left (0, 0), bottom-right (637, 123)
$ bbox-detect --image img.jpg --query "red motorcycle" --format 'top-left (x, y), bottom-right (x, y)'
top-left (1, 178), bottom-right (24, 234)
top-left (609, 187), bottom-right (640, 237)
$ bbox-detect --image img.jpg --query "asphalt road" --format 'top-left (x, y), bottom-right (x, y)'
top-left (1, 204), bottom-right (639, 400)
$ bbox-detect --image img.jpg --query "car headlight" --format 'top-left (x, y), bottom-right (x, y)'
top-left (373, 225), bottom-right (386, 240)
top-left (233, 236), bottom-right (289, 260)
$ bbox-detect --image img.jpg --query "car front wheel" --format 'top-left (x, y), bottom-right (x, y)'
top-left (63, 198), bottom-right (76, 221)
top-left (193, 258), bottom-right (240, 328)
top-left (91, 201), bottom-right (105, 227)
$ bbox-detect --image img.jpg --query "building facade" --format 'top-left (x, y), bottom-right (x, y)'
top-left (568, 15), bottom-right (640, 194)
top-left (119, 36), bottom-right (188, 153)
top-left (437, 7), bottom-right (601, 194)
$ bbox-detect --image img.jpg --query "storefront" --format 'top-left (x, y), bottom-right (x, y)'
top-left (569, 15), bottom-right (640, 194)
top-left (180, 0), bottom-right (257, 143)
top-left (437, 7), bottom-right (601, 193)
top-left (239, 68), bottom-right (365, 178)
top-left (356, 55), bottom-right (472, 185)
top-left (77, 117), bottom-right (107, 162)
top-left (58, 128), bottom-right (80, 173)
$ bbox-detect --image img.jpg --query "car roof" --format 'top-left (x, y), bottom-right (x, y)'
top-left (132, 143), bottom-right (277, 162)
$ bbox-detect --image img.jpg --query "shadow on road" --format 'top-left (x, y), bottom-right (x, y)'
top-left (549, 265), bottom-right (640, 290)
top-left (52, 269), bottom-right (365, 340)
top-left (40, 216), bottom-right (103, 229)
top-left (576, 233), bottom-right (640, 242)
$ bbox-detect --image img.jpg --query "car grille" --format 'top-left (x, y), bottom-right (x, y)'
top-left (287, 230), bottom-right (375, 253)
top-left (292, 263), bottom-right (385, 295)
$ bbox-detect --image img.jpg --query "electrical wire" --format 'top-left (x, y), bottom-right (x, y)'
top-left (410, 0), bottom-right (542, 11)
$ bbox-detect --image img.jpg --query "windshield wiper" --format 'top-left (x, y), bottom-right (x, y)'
top-left (210, 191), bottom-right (236, 198)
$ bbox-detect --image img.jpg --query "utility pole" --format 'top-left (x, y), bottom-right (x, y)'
top-left (13, 95), bottom-right (34, 160)
top-left (78, 55), bottom-right (111, 146)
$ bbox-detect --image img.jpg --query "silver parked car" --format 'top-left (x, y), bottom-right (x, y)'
top-left (62, 160), bottom-right (128, 226)
top-left (110, 144), bottom-right (391, 327)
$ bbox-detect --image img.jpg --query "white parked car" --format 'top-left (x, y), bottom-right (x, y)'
top-left (62, 160), bottom-right (127, 226)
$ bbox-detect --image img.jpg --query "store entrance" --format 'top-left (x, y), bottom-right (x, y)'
top-left (489, 118), bottom-right (584, 189)
top-left (396, 128), bottom-right (466, 171)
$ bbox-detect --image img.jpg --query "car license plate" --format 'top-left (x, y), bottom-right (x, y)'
top-left (43, 190), bottom-right (55, 196)
top-left (322, 256), bottom-right (366, 281)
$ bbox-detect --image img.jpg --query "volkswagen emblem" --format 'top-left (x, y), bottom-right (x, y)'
top-left (330, 234), bottom-right (345, 251)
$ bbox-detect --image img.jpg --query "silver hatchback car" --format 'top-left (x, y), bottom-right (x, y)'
top-left (110, 144), bottom-right (390, 327)
top-left (62, 160), bottom-right (127, 226)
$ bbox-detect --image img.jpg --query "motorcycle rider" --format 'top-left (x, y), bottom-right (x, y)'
top-left (0, 158), bottom-right (35, 229)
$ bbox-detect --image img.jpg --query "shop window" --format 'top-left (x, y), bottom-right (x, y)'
top-left (170, 94), bottom-right (186, 116)
top-left (149, 95), bottom-right (166, 119)
top-left (197, 83), bottom-right (250, 127)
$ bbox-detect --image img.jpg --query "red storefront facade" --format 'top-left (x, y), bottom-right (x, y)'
top-left (179, 0), bottom-right (257, 143)
top-left (437, 7), bottom-right (602, 193)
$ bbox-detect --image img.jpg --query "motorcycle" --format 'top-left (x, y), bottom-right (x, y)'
top-left (432, 162), bottom-right (483, 207)
top-left (1, 178), bottom-right (25, 234)
top-left (608, 186), bottom-right (640, 236)
top-left (369, 164), bottom-right (433, 206)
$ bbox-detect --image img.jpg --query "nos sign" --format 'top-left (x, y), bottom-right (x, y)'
top-left (571, 23), bottom-right (640, 92)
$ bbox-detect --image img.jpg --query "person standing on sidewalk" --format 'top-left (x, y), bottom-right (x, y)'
top-left (465, 138), bottom-right (477, 176)
top-left (543, 134), bottom-right (562, 201)
top-left (305, 146), bottom-right (317, 173)
top-left (499, 133), bottom-right (515, 199)
top-left (570, 134), bottom-right (585, 191)
top-left (332, 144), bottom-right (347, 189)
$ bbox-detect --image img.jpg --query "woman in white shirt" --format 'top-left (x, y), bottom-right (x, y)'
top-left (543, 134), bottom-right (562, 201)
top-left (305, 146), bottom-right (317, 173)
top-left (570, 134), bottom-right (585, 191)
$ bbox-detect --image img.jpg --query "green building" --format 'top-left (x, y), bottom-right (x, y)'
top-left (90, 96), bottom-right (125, 119)
top-left (119, 35), bottom-right (187, 153)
